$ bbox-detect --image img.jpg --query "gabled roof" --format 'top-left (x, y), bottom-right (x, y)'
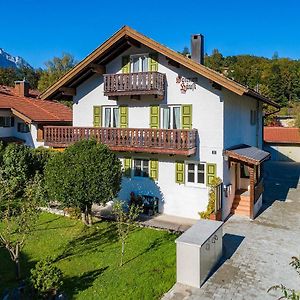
top-left (264, 127), bottom-right (300, 144)
top-left (0, 85), bottom-right (72, 123)
top-left (39, 26), bottom-right (279, 108)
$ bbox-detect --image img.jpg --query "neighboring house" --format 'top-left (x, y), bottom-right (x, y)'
top-left (39, 26), bottom-right (279, 220)
top-left (264, 127), bottom-right (300, 161)
top-left (0, 81), bottom-right (72, 148)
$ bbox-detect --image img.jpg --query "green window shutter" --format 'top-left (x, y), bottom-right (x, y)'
top-left (150, 159), bottom-right (159, 180)
top-left (119, 106), bottom-right (128, 128)
top-left (182, 104), bottom-right (193, 129)
top-left (122, 56), bottom-right (130, 73)
top-left (124, 158), bottom-right (132, 177)
top-left (150, 105), bottom-right (160, 129)
top-left (93, 106), bottom-right (102, 127)
top-left (175, 161), bottom-right (185, 184)
top-left (206, 163), bottom-right (217, 186)
top-left (149, 53), bottom-right (158, 72)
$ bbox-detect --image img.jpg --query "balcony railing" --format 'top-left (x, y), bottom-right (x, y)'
top-left (44, 126), bottom-right (197, 156)
top-left (103, 72), bottom-right (165, 97)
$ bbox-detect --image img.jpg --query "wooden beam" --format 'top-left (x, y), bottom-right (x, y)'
top-left (166, 57), bottom-right (180, 68)
top-left (90, 64), bottom-right (106, 74)
top-left (125, 37), bottom-right (141, 48)
top-left (11, 108), bottom-right (32, 124)
top-left (59, 87), bottom-right (76, 96)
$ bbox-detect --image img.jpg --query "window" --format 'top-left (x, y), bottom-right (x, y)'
top-left (17, 122), bottom-right (30, 133)
top-left (187, 163), bottom-right (205, 185)
top-left (161, 105), bottom-right (181, 129)
top-left (0, 116), bottom-right (13, 127)
top-left (134, 159), bottom-right (149, 177)
top-left (103, 106), bottom-right (119, 128)
top-left (130, 54), bottom-right (148, 73)
top-left (240, 164), bottom-right (250, 179)
top-left (250, 110), bottom-right (257, 125)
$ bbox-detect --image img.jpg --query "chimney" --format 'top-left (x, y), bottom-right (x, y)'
top-left (14, 80), bottom-right (30, 97)
top-left (191, 34), bottom-right (204, 64)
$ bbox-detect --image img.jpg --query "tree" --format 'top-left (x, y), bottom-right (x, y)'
top-left (112, 201), bottom-right (142, 266)
top-left (45, 140), bottom-right (122, 226)
top-left (205, 49), bottom-right (224, 72)
top-left (38, 53), bottom-right (76, 92)
top-left (181, 47), bottom-right (190, 56)
top-left (268, 256), bottom-right (300, 300)
top-left (0, 174), bottom-right (42, 279)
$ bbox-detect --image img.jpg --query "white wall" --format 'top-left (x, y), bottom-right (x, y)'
top-left (72, 44), bottom-right (264, 219)
top-left (222, 90), bottom-right (263, 220)
top-left (0, 109), bottom-right (43, 148)
top-left (73, 45), bottom-right (225, 219)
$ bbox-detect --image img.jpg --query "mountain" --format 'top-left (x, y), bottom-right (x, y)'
top-left (0, 48), bottom-right (33, 69)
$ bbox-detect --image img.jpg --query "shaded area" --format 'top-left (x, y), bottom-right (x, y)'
top-left (259, 161), bottom-right (300, 216)
top-left (63, 267), bottom-right (108, 299)
top-left (203, 233), bottom-right (245, 285)
top-left (54, 221), bottom-right (118, 262)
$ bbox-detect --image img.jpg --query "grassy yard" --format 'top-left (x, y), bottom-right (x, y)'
top-left (0, 213), bottom-right (177, 299)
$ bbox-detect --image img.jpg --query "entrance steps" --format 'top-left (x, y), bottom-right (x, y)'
top-left (231, 189), bottom-right (250, 217)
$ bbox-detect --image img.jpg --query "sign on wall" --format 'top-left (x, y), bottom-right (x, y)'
top-left (176, 76), bottom-right (198, 93)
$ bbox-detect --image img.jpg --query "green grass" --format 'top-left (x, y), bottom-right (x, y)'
top-left (0, 213), bottom-right (177, 299)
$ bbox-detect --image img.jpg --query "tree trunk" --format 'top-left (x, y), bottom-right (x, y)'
top-left (81, 206), bottom-right (92, 226)
top-left (120, 240), bottom-right (125, 267)
top-left (87, 207), bottom-right (93, 226)
top-left (15, 258), bottom-right (21, 280)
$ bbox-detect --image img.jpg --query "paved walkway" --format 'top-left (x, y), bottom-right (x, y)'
top-left (163, 161), bottom-right (300, 300)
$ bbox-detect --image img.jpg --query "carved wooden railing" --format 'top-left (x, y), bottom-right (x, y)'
top-left (103, 72), bottom-right (165, 96)
top-left (44, 126), bottom-right (197, 155)
top-left (254, 178), bottom-right (264, 204)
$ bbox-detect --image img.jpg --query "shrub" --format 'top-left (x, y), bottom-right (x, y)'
top-left (30, 257), bottom-right (63, 297)
top-left (199, 177), bottom-right (222, 219)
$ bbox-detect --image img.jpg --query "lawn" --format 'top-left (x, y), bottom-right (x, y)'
top-left (0, 213), bottom-right (177, 299)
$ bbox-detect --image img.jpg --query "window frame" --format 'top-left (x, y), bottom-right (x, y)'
top-left (160, 105), bottom-right (182, 129)
top-left (0, 116), bottom-right (13, 128)
top-left (102, 105), bottom-right (119, 128)
top-left (133, 158), bottom-right (150, 178)
top-left (17, 122), bottom-right (30, 133)
top-left (130, 53), bottom-right (149, 73)
top-left (185, 161), bottom-right (206, 187)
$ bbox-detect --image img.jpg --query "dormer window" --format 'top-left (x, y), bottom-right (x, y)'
top-left (130, 54), bottom-right (149, 73)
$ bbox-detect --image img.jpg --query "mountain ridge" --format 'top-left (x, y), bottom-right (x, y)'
top-left (0, 48), bottom-right (32, 69)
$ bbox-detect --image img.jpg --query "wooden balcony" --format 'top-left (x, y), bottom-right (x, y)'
top-left (103, 72), bottom-right (165, 97)
top-left (44, 126), bottom-right (197, 156)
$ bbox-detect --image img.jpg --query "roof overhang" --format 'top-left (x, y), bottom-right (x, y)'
top-left (39, 26), bottom-right (279, 108)
top-left (224, 144), bottom-right (271, 165)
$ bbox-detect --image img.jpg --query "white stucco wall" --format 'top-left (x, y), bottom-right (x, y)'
top-left (0, 109), bottom-right (43, 148)
top-left (222, 90), bottom-right (263, 220)
top-left (73, 45), bottom-right (225, 219)
top-left (72, 44), bottom-right (264, 219)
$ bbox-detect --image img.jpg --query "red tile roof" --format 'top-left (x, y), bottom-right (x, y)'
top-left (264, 127), bottom-right (300, 144)
top-left (0, 85), bottom-right (72, 123)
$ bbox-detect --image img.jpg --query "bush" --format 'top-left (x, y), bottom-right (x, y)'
top-left (199, 177), bottom-right (222, 219)
top-left (30, 257), bottom-right (63, 297)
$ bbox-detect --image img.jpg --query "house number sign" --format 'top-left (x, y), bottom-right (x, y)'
top-left (176, 76), bottom-right (198, 93)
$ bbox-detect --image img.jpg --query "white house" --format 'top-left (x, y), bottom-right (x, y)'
top-left (40, 26), bottom-right (279, 220)
top-left (0, 81), bottom-right (72, 148)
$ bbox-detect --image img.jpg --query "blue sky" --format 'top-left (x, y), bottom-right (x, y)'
top-left (1, 0), bottom-right (300, 68)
